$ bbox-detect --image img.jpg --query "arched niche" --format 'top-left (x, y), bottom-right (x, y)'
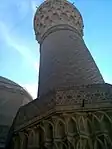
top-left (35, 127), bottom-right (40, 147)
top-left (53, 143), bottom-right (58, 149)
top-left (98, 135), bottom-right (112, 149)
top-left (68, 118), bottom-right (77, 135)
top-left (76, 138), bottom-right (90, 149)
top-left (93, 115), bottom-right (101, 133)
top-left (67, 141), bottom-right (74, 149)
top-left (35, 126), bottom-right (45, 147)
top-left (86, 118), bottom-right (92, 134)
top-left (56, 120), bottom-right (65, 139)
top-left (58, 142), bottom-right (67, 149)
top-left (28, 130), bottom-right (35, 146)
top-left (78, 116), bottom-right (85, 132)
top-left (104, 135), bottom-right (112, 149)
top-left (22, 134), bottom-right (28, 149)
top-left (94, 139), bottom-right (104, 149)
top-left (102, 114), bottom-right (112, 134)
top-left (39, 126), bottom-right (45, 146)
top-left (45, 122), bottom-right (53, 141)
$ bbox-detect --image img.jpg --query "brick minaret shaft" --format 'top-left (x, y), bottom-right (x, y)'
top-left (34, 0), bottom-right (104, 97)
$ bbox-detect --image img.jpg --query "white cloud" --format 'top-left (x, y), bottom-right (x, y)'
top-left (0, 21), bottom-right (38, 71)
top-left (23, 83), bottom-right (38, 99)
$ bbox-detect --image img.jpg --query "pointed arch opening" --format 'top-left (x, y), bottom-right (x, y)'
top-left (39, 127), bottom-right (45, 146)
top-left (87, 118), bottom-right (92, 134)
top-left (68, 118), bottom-right (77, 135)
top-left (46, 122), bottom-right (53, 141)
top-left (28, 130), bottom-right (35, 146)
top-left (58, 142), bottom-right (67, 149)
top-left (103, 114), bottom-right (112, 134)
top-left (95, 139), bottom-right (104, 149)
top-left (22, 134), bottom-right (28, 149)
top-left (56, 120), bottom-right (65, 139)
top-left (35, 126), bottom-right (45, 148)
top-left (93, 115), bottom-right (101, 133)
top-left (79, 116), bottom-right (85, 132)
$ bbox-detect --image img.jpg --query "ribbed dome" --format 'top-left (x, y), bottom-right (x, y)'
top-left (0, 76), bottom-right (33, 148)
top-left (0, 76), bottom-right (31, 95)
top-left (0, 76), bottom-right (21, 87)
top-left (0, 76), bottom-right (33, 125)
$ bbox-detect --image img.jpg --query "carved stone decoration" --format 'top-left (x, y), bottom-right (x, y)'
top-left (12, 109), bottom-right (112, 149)
top-left (34, 0), bottom-right (84, 43)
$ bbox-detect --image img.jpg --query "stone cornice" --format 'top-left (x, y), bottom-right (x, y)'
top-left (14, 106), bottom-right (112, 133)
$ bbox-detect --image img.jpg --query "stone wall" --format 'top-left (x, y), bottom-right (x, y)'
top-left (12, 110), bottom-right (112, 149)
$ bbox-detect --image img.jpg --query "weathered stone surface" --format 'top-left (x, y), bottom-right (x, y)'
top-left (11, 85), bottom-right (112, 149)
top-left (37, 29), bottom-right (104, 96)
top-left (13, 84), bottom-right (112, 130)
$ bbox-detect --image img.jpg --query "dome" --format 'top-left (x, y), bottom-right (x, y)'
top-left (0, 76), bottom-right (33, 148)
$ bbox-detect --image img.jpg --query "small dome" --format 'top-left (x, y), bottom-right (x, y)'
top-left (0, 76), bottom-right (33, 148)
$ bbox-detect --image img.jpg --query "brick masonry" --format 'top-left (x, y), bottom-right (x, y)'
top-left (38, 29), bottom-right (104, 96)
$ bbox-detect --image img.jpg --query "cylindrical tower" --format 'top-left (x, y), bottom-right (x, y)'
top-left (34, 0), bottom-right (104, 97)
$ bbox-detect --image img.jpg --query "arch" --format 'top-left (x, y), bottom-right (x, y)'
top-left (100, 135), bottom-right (112, 149)
top-left (93, 115), bottom-right (101, 133)
top-left (55, 119), bottom-right (65, 139)
top-left (94, 138), bottom-right (104, 149)
top-left (22, 133), bottom-right (28, 149)
top-left (28, 129), bottom-right (35, 146)
top-left (62, 142), bottom-right (67, 149)
top-left (78, 116), bottom-right (85, 132)
top-left (76, 139), bottom-right (81, 149)
top-left (102, 114), bottom-right (112, 135)
top-left (39, 126), bottom-right (45, 146)
top-left (96, 111), bottom-right (112, 123)
top-left (94, 134), bottom-right (111, 149)
top-left (86, 118), bottom-right (92, 134)
top-left (58, 142), bottom-right (67, 149)
top-left (76, 138), bottom-right (91, 149)
top-left (35, 127), bottom-right (40, 147)
top-left (35, 125), bottom-right (45, 148)
top-left (45, 122), bottom-right (53, 140)
top-left (53, 142), bottom-right (58, 149)
top-left (67, 118), bottom-right (77, 135)
top-left (67, 140), bottom-right (74, 149)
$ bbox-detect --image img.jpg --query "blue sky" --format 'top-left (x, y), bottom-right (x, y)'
top-left (0, 0), bottom-right (112, 98)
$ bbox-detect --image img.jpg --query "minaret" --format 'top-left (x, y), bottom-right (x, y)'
top-left (34, 0), bottom-right (104, 97)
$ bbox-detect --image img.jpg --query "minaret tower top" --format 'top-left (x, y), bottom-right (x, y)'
top-left (34, 0), bottom-right (84, 43)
